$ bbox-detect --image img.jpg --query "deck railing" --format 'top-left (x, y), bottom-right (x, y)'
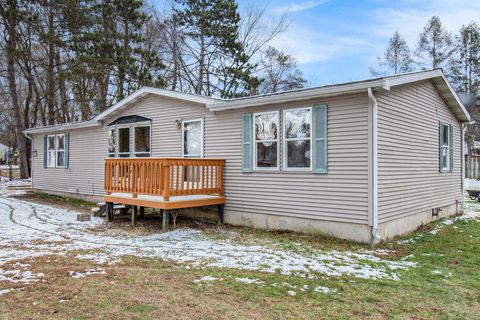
top-left (104, 158), bottom-right (225, 201)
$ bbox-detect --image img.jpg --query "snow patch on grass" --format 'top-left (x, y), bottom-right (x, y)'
top-left (69, 268), bottom-right (106, 279)
top-left (235, 277), bottom-right (264, 285)
top-left (0, 288), bottom-right (14, 296)
top-left (194, 276), bottom-right (221, 284)
top-left (0, 185), bottom-right (416, 282)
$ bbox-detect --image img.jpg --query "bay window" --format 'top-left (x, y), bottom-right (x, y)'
top-left (107, 124), bottom-right (151, 158)
top-left (284, 108), bottom-right (312, 170)
top-left (254, 111), bottom-right (279, 170)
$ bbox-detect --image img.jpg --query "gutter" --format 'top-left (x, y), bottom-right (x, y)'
top-left (368, 88), bottom-right (380, 244)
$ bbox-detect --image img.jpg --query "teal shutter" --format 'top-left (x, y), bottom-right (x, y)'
top-left (313, 104), bottom-right (328, 173)
top-left (449, 125), bottom-right (453, 173)
top-left (43, 135), bottom-right (48, 168)
top-left (64, 133), bottom-right (70, 169)
top-left (439, 122), bottom-right (444, 173)
top-left (242, 113), bottom-right (253, 172)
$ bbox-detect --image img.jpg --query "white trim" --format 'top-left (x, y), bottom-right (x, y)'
top-left (133, 124), bottom-right (152, 158)
top-left (117, 127), bottom-right (131, 157)
top-left (24, 69), bottom-right (470, 135)
top-left (94, 87), bottom-right (218, 122)
top-left (440, 123), bottom-right (452, 172)
top-left (253, 111), bottom-right (280, 171)
top-left (46, 133), bottom-right (66, 168)
top-left (282, 107), bottom-right (313, 172)
top-left (367, 88), bottom-right (379, 244)
top-left (181, 118), bottom-right (204, 158)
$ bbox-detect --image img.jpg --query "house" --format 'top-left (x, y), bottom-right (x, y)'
top-left (24, 69), bottom-right (470, 243)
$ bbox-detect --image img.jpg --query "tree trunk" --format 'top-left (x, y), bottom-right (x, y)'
top-left (46, 5), bottom-right (56, 125)
top-left (3, 0), bottom-right (29, 178)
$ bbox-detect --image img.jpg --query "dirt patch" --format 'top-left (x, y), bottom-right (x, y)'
top-left (14, 192), bottom-right (94, 214)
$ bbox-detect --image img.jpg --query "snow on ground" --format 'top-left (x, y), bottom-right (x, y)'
top-left (0, 181), bottom-right (417, 285)
top-left (68, 268), bottom-right (106, 279)
top-left (235, 277), bottom-right (264, 285)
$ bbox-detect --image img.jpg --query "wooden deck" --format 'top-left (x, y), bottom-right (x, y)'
top-left (104, 158), bottom-right (225, 230)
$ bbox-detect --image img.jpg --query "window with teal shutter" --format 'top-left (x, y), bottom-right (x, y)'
top-left (64, 133), bottom-right (70, 169)
top-left (242, 113), bottom-right (253, 172)
top-left (313, 104), bottom-right (328, 173)
top-left (449, 124), bottom-right (453, 173)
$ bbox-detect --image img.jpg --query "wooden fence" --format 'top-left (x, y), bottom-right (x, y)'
top-left (465, 156), bottom-right (480, 179)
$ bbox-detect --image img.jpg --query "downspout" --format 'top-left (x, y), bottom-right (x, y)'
top-left (368, 88), bottom-right (380, 243)
top-left (461, 123), bottom-right (466, 208)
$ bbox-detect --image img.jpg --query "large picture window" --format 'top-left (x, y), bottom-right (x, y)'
top-left (284, 108), bottom-right (312, 170)
top-left (254, 111), bottom-right (279, 170)
top-left (47, 134), bottom-right (66, 168)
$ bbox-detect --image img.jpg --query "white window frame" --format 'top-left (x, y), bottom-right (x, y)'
top-left (47, 133), bottom-right (66, 168)
top-left (253, 111), bottom-right (280, 171)
top-left (181, 118), bottom-right (204, 158)
top-left (116, 126), bottom-right (131, 158)
top-left (107, 128), bottom-right (116, 158)
top-left (441, 123), bottom-right (451, 172)
top-left (133, 124), bottom-right (152, 158)
top-left (283, 107), bottom-right (313, 172)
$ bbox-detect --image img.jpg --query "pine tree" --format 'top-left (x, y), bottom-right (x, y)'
top-left (416, 16), bottom-right (452, 69)
top-left (371, 31), bottom-right (413, 76)
top-left (448, 22), bottom-right (480, 95)
top-left (173, 0), bottom-right (247, 96)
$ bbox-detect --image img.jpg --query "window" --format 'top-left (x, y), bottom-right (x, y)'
top-left (283, 108), bottom-right (312, 170)
top-left (134, 126), bottom-right (151, 157)
top-left (47, 135), bottom-right (56, 168)
top-left (254, 111), bottom-right (279, 170)
top-left (107, 123), bottom-right (151, 158)
top-left (47, 134), bottom-right (65, 168)
top-left (108, 128), bottom-right (116, 157)
top-left (56, 135), bottom-right (65, 167)
top-left (117, 127), bottom-right (130, 158)
top-left (182, 119), bottom-right (203, 158)
top-left (440, 122), bottom-right (452, 172)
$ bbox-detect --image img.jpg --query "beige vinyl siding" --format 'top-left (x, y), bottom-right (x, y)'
top-left (207, 94), bottom-right (370, 224)
top-left (32, 92), bottom-right (370, 225)
top-left (376, 81), bottom-right (462, 223)
top-left (32, 126), bottom-right (106, 196)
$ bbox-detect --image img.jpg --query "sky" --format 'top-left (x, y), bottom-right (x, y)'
top-left (153, 0), bottom-right (480, 87)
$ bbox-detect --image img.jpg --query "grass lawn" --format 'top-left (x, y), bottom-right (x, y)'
top-left (0, 196), bottom-right (479, 319)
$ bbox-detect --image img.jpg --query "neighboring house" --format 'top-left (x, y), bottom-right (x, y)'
top-left (24, 69), bottom-right (470, 243)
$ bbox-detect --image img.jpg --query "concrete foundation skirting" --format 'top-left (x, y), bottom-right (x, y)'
top-left (31, 189), bottom-right (104, 204)
top-left (30, 189), bottom-right (463, 243)
top-left (378, 201), bottom-right (462, 241)
top-left (225, 211), bottom-right (372, 243)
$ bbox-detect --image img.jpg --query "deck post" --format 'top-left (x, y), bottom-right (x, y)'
top-left (218, 204), bottom-right (224, 225)
top-left (139, 206), bottom-right (145, 219)
top-left (106, 202), bottom-right (114, 222)
top-left (162, 210), bottom-right (169, 232)
top-left (132, 206), bottom-right (138, 226)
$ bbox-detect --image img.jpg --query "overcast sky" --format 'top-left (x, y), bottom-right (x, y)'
top-left (153, 0), bottom-right (480, 86)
